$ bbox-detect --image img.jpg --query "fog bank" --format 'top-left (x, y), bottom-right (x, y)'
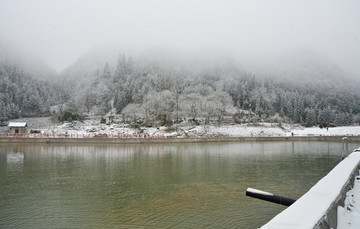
top-left (0, 0), bottom-right (359, 75)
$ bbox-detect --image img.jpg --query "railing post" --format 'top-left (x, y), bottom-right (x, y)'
top-left (342, 137), bottom-right (349, 160)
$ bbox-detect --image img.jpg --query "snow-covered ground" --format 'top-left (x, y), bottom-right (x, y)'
top-left (1, 117), bottom-right (360, 138)
top-left (43, 121), bottom-right (360, 138)
top-left (338, 168), bottom-right (360, 229)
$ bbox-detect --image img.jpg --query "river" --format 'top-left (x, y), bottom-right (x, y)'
top-left (0, 141), bottom-right (358, 228)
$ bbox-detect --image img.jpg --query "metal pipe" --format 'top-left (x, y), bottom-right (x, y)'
top-left (246, 188), bottom-right (296, 206)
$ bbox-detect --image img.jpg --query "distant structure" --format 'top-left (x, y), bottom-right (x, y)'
top-left (8, 122), bottom-right (27, 134)
top-left (108, 115), bottom-right (115, 124)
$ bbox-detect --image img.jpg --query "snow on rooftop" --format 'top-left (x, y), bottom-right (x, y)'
top-left (8, 122), bottom-right (27, 127)
top-left (261, 151), bottom-right (360, 229)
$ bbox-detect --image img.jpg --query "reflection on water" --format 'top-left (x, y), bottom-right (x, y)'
top-left (7, 152), bottom-right (24, 164)
top-left (0, 141), bottom-right (358, 228)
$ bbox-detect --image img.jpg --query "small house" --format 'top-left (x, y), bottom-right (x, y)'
top-left (8, 122), bottom-right (27, 134)
top-left (108, 115), bottom-right (115, 124)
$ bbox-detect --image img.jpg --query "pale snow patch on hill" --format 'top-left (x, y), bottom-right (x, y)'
top-left (42, 121), bottom-right (360, 138)
top-left (292, 126), bottom-right (360, 137)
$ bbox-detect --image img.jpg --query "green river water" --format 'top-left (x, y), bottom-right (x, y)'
top-left (0, 141), bottom-right (358, 228)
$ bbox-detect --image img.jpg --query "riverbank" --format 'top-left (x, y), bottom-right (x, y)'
top-left (1, 135), bottom-right (360, 144)
top-left (37, 122), bottom-right (360, 138)
top-left (1, 118), bottom-right (360, 143)
top-left (2, 118), bottom-right (360, 138)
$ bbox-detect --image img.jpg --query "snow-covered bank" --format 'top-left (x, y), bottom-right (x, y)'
top-left (42, 122), bottom-right (360, 138)
top-left (1, 118), bottom-right (360, 138)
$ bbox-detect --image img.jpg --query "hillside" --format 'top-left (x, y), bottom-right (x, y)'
top-left (1, 46), bottom-right (359, 127)
top-left (0, 43), bottom-right (58, 124)
top-left (58, 48), bottom-right (360, 127)
top-left (0, 64), bottom-right (56, 124)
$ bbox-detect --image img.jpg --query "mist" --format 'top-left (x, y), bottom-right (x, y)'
top-left (0, 0), bottom-right (359, 75)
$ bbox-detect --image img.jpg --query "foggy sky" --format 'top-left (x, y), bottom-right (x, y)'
top-left (0, 0), bottom-right (359, 74)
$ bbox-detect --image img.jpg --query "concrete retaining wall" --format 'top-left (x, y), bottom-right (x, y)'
top-left (315, 161), bottom-right (360, 229)
top-left (0, 136), bottom-right (360, 144)
top-left (261, 150), bottom-right (360, 229)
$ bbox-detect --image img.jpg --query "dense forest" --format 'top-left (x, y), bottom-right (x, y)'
top-left (1, 53), bottom-right (360, 127)
top-left (0, 64), bottom-right (55, 123)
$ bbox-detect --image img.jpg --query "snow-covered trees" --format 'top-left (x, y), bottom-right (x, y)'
top-left (304, 108), bottom-right (317, 127)
top-left (1, 54), bottom-right (359, 127)
top-left (72, 55), bottom-right (360, 127)
top-left (0, 64), bottom-right (53, 123)
top-left (54, 79), bottom-right (73, 113)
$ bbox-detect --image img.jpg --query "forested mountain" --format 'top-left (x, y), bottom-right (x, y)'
top-left (61, 46), bottom-right (121, 82)
top-left (0, 64), bottom-right (56, 123)
top-left (60, 51), bottom-right (360, 127)
top-left (0, 43), bottom-right (60, 124)
top-left (1, 48), bottom-right (360, 127)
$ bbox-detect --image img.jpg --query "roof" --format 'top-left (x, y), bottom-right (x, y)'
top-left (8, 122), bottom-right (27, 127)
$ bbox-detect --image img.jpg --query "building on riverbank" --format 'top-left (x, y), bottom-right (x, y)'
top-left (8, 122), bottom-right (27, 134)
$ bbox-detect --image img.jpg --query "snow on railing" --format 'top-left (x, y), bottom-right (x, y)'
top-left (0, 133), bottom-right (166, 139)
